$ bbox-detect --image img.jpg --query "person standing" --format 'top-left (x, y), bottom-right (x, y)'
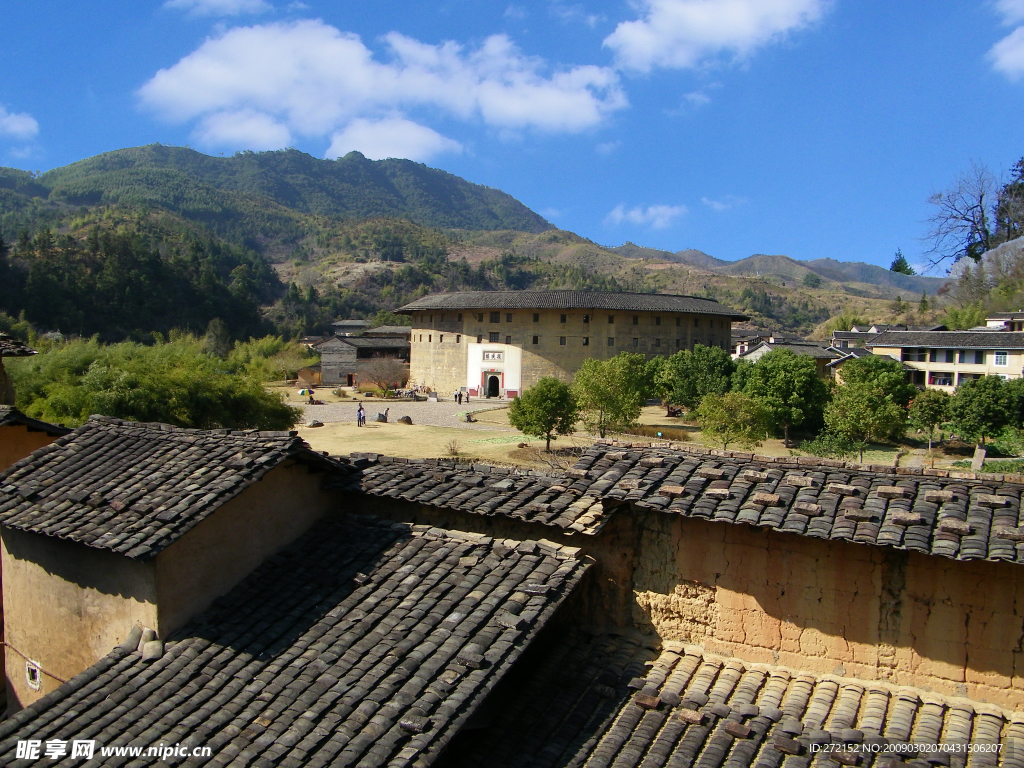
top-left (357, 403), bottom-right (365, 427)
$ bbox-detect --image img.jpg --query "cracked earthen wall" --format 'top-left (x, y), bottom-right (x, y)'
top-left (633, 514), bottom-right (1024, 708)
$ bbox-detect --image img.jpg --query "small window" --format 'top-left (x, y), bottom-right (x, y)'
top-left (477, 335), bottom-right (482, 343)
top-left (632, 316), bottom-right (639, 325)
top-left (440, 314), bottom-right (445, 322)
top-left (608, 337), bottom-right (614, 346)
top-left (25, 661), bottom-right (41, 691)
top-left (560, 337), bottom-right (566, 345)
top-left (439, 335), bottom-right (443, 343)
top-left (583, 337), bottom-right (590, 346)
top-left (533, 313), bottom-right (540, 322)
top-left (506, 335), bottom-right (512, 344)
top-left (676, 318), bottom-right (681, 327)
top-left (490, 312), bottom-right (500, 323)
top-left (489, 332), bottom-right (500, 343)
top-left (583, 314), bottom-right (590, 324)
top-left (506, 313), bottom-right (513, 322)
top-left (632, 338), bottom-right (639, 347)
top-left (655, 339), bottom-right (661, 347)
top-left (457, 313), bottom-right (463, 322)
top-left (694, 318), bottom-right (699, 327)
top-left (996, 350), bottom-right (1009, 366)
top-left (608, 315), bottom-right (615, 324)
top-left (429, 315), bottom-right (433, 322)
top-left (419, 335), bottom-right (423, 342)
top-left (655, 317), bottom-right (661, 326)
top-left (456, 335), bottom-right (461, 343)
top-left (560, 314), bottom-right (567, 323)
top-left (975, 350), bottom-right (985, 364)
top-left (676, 339), bottom-right (682, 348)
top-left (428, 335), bottom-right (432, 342)
top-left (476, 313), bottom-right (484, 322)
top-left (532, 335), bottom-right (539, 345)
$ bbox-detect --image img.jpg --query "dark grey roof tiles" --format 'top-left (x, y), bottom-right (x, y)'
top-left (0, 514), bottom-right (588, 768)
top-left (397, 291), bottom-right (749, 318)
top-left (337, 445), bottom-right (1024, 564)
top-left (0, 406), bottom-right (70, 436)
top-left (0, 416), bottom-right (343, 559)
top-left (740, 341), bottom-right (840, 360)
top-left (0, 333), bottom-right (36, 357)
top-left (335, 455), bottom-right (612, 534)
top-left (438, 633), bottom-right (1021, 768)
top-left (867, 331), bottom-right (1024, 349)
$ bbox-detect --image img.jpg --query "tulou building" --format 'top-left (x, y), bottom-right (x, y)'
top-left (397, 290), bottom-right (748, 398)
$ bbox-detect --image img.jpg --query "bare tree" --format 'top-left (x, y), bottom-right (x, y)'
top-left (924, 161), bottom-right (998, 269)
top-left (359, 358), bottom-right (409, 392)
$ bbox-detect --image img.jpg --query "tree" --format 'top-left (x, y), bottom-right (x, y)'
top-left (948, 376), bottom-right (1014, 445)
top-left (660, 344), bottom-right (736, 410)
top-left (202, 318), bottom-right (232, 358)
top-left (802, 272), bottom-right (823, 288)
top-left (889, 249), bottom-right (916, 275)
top-left (508, 377), bottom-right (579, 451)
top-left (740, 350), bottom-right (829, 447)
top-left (696, 392), bottom-right (770, 450)
top-left (925, 161), bottom-right (997, 266)
top-left (908, 388), bottom-right (951, 451)
top-left (837, 355), bottom-right (917, 409)
top-left (360, 358), bottom-right (409, 393)
top-left (918, 291), bottom-right (929, 313)
top-left (824, 382), bottom-right (907, 462)
top-left (573, 353), bottom-right (647, 438)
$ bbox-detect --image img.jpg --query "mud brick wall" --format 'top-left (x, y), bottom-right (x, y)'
top-left (632, 514), bottom-right (1024, 708)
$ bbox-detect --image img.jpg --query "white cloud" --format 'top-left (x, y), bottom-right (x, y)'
top-left (194, 109), bottom-right (291, 149)
top-left (326, 117), bottom-right (462, 161)
top-left (596, 140), bottom-right (621, 154)
top-left (138, 20), bottom-right (626, 151)
top-left (701, 194), bottom-right (746, 211)
top-left (0, 105), bottom-right (39, 140)
top-left (164, 0), bottom-right (272, 16)
top-left (989, 27), bottom-right (1024, 77)
top-left (504, 5), bottom-right (527, 19)
top-left (604, 0), bottom-right (828, 72)
top-left (540, 206), bottom-right (563, 219)
top-left (551, 3), bottom-right (607, 28)
top-left (605, 203), bottom-right (687, 229)
top-left (996, 0), bottom-right (1024, 25)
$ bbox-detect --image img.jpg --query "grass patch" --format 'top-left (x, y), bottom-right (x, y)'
top-left (951, 458), bottom-right (1024, 473)
top-left (623, 425), bottom-right (692, 441)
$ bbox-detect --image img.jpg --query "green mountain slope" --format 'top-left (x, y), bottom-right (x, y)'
top-left (1, 145), bottom-right (552, 246)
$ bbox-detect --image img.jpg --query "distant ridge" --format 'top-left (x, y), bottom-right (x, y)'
top-left (612, 245), bottom-right (948, 294)
top-left (11, 145), bottom-right (553, 234)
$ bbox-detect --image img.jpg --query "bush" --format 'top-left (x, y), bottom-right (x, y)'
top-left (8, 335), bottom-right (300, 430)
top-left (799, 433), bottom-right (856, 459)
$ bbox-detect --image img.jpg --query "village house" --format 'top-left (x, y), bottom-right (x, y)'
top-left (4, 423), bottom-right (1024, 762)
top-left (0, 417), bottom-right (340, 709)
top-left (0, 407), bottom-right (69, 474)
top-left (398, 290), bottom-right (748, 398)
top-left (315, 334), bottom-right (411, 387)
top-left (866, 330), bottom-right (1024, 389)
top-left (738, 339), bottom-right (840, 378)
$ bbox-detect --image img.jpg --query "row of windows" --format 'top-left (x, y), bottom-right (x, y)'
top-left (901, 348), bottom-right (1010, 365)
top-left (421, 312), bottom-right (728, 329)
top-left (416, 333), bottom-right (719, 348)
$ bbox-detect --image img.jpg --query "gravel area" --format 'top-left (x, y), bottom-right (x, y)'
top-left (298, 400), bottom-right (512, 431)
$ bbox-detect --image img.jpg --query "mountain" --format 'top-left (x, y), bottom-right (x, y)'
top-left (611, 245), bottom-right (947, 295)
top-left (0, 145), bottom-right (552, 245)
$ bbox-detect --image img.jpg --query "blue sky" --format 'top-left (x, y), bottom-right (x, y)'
top-left (4, 1), bottom-right (1024, 273)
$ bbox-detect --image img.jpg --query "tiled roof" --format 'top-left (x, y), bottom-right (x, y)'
top-left (0, 333), bottom-right (35, 357)
top-left (740, 341), bottom-right (840, 360)
top-left (439, 630), bottom-right (1019, 768)
top-left (0, 416), bottom-right (342, 560)
top-left (337, 445), bottom-right (1024, 564)
top-left (0, 514), bottom-right (588, 768)
top-left (335, 456), bottom-right (613, 534)
top-left (867, 331), bottom-right (1024, 349)
top-left (341, 336), bottom-right (411, 349)
top-left (397, 291), bottom-right (749, 319)
top-left (986, 312), bottom-right (1024, 319)
top-left (365, 325), bottom-right (413, 336)
top-left (0, 406), bottom-right (70, 436)
top-left (576, 444), bottom-right (1024, 564)
top-left (332, 319), bottom-right (371, 327)
top-left (826, 348), bottom-right (876, 367)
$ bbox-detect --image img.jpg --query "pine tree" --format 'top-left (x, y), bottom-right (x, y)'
top-left (889, 249), bottom-right (916, 275)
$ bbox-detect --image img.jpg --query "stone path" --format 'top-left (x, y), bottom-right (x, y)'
top-left (298, 399), bottom-right (513, 431)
